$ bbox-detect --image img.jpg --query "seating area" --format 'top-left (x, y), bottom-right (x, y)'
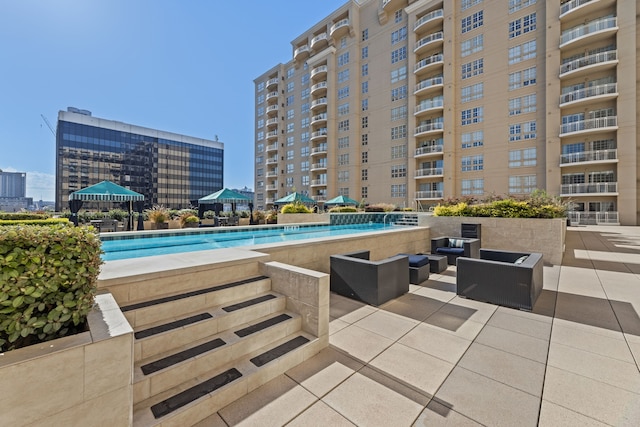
top-left (431, 223), bottom-right (481, 264)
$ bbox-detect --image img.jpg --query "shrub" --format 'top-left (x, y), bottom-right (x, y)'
top-left (328, 206), bottom-right (358, 213)
top-left (178, 212), bottom-right (199, 227)
top-left (0, 224), bottom-right (103, 351)
top-left (147, 205), bottom-right (169, 223)
top-left (253, 211), bottom-right (266, 221)
top-left (433, 190), bottom-right (567, 218)
top-left (203, 210), bottom-right (216, 219)
top-left (280, 202), bottom-right (312, 214)
top-left (0, 218), bottom-right (71, 226)
top-left (365, 203), bottom-right (396, 212)
top-left (107, 209), bottom-right (128, 222)
top-left (0, 212), bottom-right (50, 221)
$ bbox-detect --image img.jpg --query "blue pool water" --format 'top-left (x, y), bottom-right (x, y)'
top-left (101, 223), bottom-right (396, 261)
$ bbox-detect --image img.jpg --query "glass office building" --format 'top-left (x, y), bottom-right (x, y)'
top-left (55, 108), bottom-right (223, 211)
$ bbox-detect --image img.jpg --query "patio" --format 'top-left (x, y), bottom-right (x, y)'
top-left (197, 225), bottom-right (640, 426)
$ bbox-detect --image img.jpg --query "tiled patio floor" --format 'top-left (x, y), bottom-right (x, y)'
top-left (204, 226), bottom-right (640, 426)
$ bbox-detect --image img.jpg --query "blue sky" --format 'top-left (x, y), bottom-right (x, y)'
top-left (0, 0), bottom-right (347, 201)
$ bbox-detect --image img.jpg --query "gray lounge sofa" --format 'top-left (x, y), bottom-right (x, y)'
top-left (456, 249), bottom-right (543, 311)
top-left (431, 237), bottom-right (480, 265)
top-left (330, 250), bottom-right (409, 306)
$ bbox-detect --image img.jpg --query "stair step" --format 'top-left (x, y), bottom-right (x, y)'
top-left (234, 313), bottom-right (291, 338)
top-left (135, 313), bottom-right (213, 340)
top-left (250, 335), bottom-right (310, 367)
top-left (140, 338), bottom-right (226, 376)
top-left (222, 294), bottom-right (276, 312)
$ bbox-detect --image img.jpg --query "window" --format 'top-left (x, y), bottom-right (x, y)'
top-left (286, 164), bottom-right (294, 174)
top-left (461, 83), bottom-right (483, 103)
top-left (301, 88), bottom-right (310, 100)
top-left (391, 144), bottom-right (407, 158)
top-left (340, 37), bottom-right (347, 48)
top-left (301, 176), bottom-right (309, 186)
top-left (338, 52), bottom-right (350, 66)
top-left (286, 95), bottom-right (294, 106)
top-left (257, 94), bottom-right (264, 104)
top-left (257, 106), bottom-right (264, 116)
top-left (462, 58), bottom-right (483, 79)
top-left (461, 107), bottom-right (483, 125)
top-left (508, 39), bottom-right (536, 64)
top-left (301, 73), bottom-right (309, 85)
top-left (337, 86), bottom-right (350, 99)
top-left (286, 177), bottom-right (294, 187)
top-left (338, 154), bottom-right (350, 166)
top-left (461, 130), bottom-right (484, 148)
top-left (391, 105), bottom-right (408, 121)
top-left (462, 10), bottom-right (483, 33)
top-left (362, 169), bottom-right (368, 181)
top-left (391, 164), bottom-right (407, 178)
top-left (361, 187), bottom-right (368, 199)
top-left (256, 143), bottom-right (264, 153)
top-left (338, 136), bottom-right (349, 148)
top-left (257, 119), bottom-right (264, 129)
top-left (362, 117), bottom-right (368, 128)
top-left (509, 175), bottom-right (536, 194)
top-left (361, 134), bottom-right (368, 146)
top-left (256, 168), bottom-right (264, 177)
top-left (361, 46), bottom-right (369, 60)
top-left (391, 47), bottom-right (407, 64)
top-left (286, 109), bottom-right (294, 120)
top-left (301, 132), bottom-right (310, 144)
top-left (338, 103), bottom-right (349, 116)
top-left (391, 184), bottom-right (406, 198)
top-left (287, 123), bottom-right (294, 133)
top-left (287, 68), bottom-right (294, 79)
top-left (362, 29), bottom-right (368, 41)
top-left (338, 119), bottom-right (349, 131)
top-left (287, 82), bottom-right (294, 93)
top-left (286, 150), bottom-right (294, 160)
top-left (391, 85), bottom-right (408, 101)
top-left (362, 81), bottom-right (368, 94)
top-left (509, 94), bottom-right (536, 115)
top-left (461, 34), bottom-right (483, 57)
top-left (338, 69), bottom-right (350, 83)
top-left (509, 0), bottom-right (536, 14)
top-left (461, 0), bottom-right (483, 11)
top-left (257, 81), bottom-right (265, 92)
top-left (562, 173), bottom-right (585, 185)
top-left (391, 125), bottom-right (407, 140)
top-left (338, 171), bottom-right (349, 182)
top-left (509, 147), bottom-right (536, 167)
top-left (300, 117), bottom-right (309, 128)
top-left (462, 154), bottom-right (484, 171)
top-left (391, 65), bottom-right (407, 83)
top-left (391, 27), bottom-right (407, 44)
top-left (462, 178), bottom-right (484, 195)
top-left (300, 146), bottom-right (309, 157)
top-left (362, 64), bottom-right (368, 77)
top-left (362, 99), bottom-right (368, 111)
top-left (301, 102), bottom-right (309, 114)
top-left (509, 13), bottom-right (536, 38)
top-left (362, 152), bottom-right (368, 163)
top-left (300, 161), bottom-right (309, 172)
top-left (257, 131), bottom-right (264, 141)
top-left (395, 10), bottom-right (403, 23)
top-left (509, 66), bottom-right (536, 90)
top-left (509, 120), bottom-right (536, 141)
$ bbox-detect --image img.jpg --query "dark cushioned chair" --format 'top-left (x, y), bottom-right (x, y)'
top-left (397, 253), bottom-right (430, 284)
top-left (456, 249), bottom-right (543, 311)
top-left (330, 250), bottom-right (409, 306)
top-left (431, 223), bottom-right (481, 265)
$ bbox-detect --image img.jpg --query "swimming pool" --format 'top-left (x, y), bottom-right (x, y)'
top-left (100, 223), bottom-right (399, 261)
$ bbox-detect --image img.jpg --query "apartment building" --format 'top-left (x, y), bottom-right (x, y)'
top-left (253, 0), bottom-right (638, 225)
top-left (55, 108), bottom-right (224, 211)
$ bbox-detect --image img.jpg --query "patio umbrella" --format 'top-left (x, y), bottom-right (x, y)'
top-left (198, 188), bottom-right (251, 204)
top-left (274, 192), bottom-right (315, 205)
top-left (324, 195), bottom-right (359, 206)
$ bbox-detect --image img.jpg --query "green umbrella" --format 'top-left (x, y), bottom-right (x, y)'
top-left (69, 180), bottom-right (144, 202)
top-left (198, 188), bottom-right (251, 204)
top-left (274, 192), bottom-right (315, 205)
top-left (324, 195), bottom-right (359, 206)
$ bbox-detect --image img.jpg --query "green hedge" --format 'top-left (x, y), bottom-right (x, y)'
top-left (280, 202), bottom-right (312, 214)
top-left (0, 225), bottom-right (103, 351)
top-left (0, 218), bottom-right (71, 226)
top-left (0, 213), bottom-right (51, 220)
top-left (433, 197), bottom-right (567, 218)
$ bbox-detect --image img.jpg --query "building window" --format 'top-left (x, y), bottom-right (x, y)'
top-left (508, 39), bottom-right (536, 64)
top-left (395, 10), bottom-right (403, 23)
top-left (461, 0), bottom-right (483, 11)
top-left (300, 117), bottom-right (309, 128)
top-left (391, 105), bottom-right (408, 121)
top-left (338, 154), bottom-right (350, 166)
top-left (361, 46), bottom-right (368, 59)
top-left (509, 0), bottom-right (536, 14)
top-left (362, 28), bottom-right (368, 41)
top-left (256, 168), bottom-right (264, 177)
top-left (338, 52), bottom-right (350, 66)
top-left (509, 94), bottom-right (536, 116)
top-left (461, 107), bottom-right (483, 125)
top-left (462, 178), bottom-right (484, 195)
top-left (362, 169), bottom-right (368, 181)
top-left (301, 161), bottom-right (309, 172)
top-left (337, 86), bottom-right (350, 99)
top-left (286, 95), bottom-right (294, 106)
top-left (301, 102), bottom-right (309, 114)
top-left (509, 120), bottom-right (536, 141)
top-left (257, 94), bottom-right (264, 104)
top-left (461, 130), bottom-right (484, 148)
top-left (362, 152), bottom-right (368, 163)
top-left (509, 147), bottom-right (537, 167)
top-left (286, 109), bottom-right (294, 120)
top-left (287, 123), bottom-right (294, 133)
top-left (286, 164), bottom-right (294, 173)
top-left (361, 187), bottom-right (368, 199)
top-left (362, 117), bottom-right (368, 128)
top-left (508, 66), bottom-right (536, 90)
top-left (462, 58), bottom-right (483, 79)
top-left (391, 184), bottom-right (406, 198)
top-left (509, 13), bottom-right (536, 39)
top-left (391, 144), bottom-right (407, 158)
top-left (391, 47), bottom-right (407, 64)
top-left (391, 164), bottom-right (407, 178)
top-left (301, 175), bottom-right (309, 186)
top-left (362, 99), bottom-right (368, 111)
top-left (301, 132), bottom-right (310, 144)
top-left (509, 175), bottom-right (536, 194)
top-left (256, 143), bottom-right (264, 153)
top-left (286, 150), bottom-right (294, 160)
top-left (362, 134), bottom-right (368, 146)
top-left (338, 103), bottom-right (349, 116)
top-left (391, 65), bottom-right (407, 83)
top-left (338, 136), bottom-right (349, 148)
top-left (362, 64), bottom-right (368, 77)
top-left (286, 177), bottom-right (294, 187)
top-left (461, 34), bottom-right (483, 57)
top-left (340, 37), bottom-right (347, 48)
top-left (391, 26), bottom-right (407, 44)
top-left (301, 73), bottom-right (309, 85)
top-left (391, 85), bottom-right (408, 101)
top-left (462, 154), bottom-right (484, 171)
top-left (338, 120), bottom-right (349, 132)
top-left (257, 81), bottom-right (265, 92)
top-left (338, 171), bottom-right (349, 182)
top-left (300, 146), bottom-right (309, 157)
top-left (391, 125), bottom-right (407, 140)
top-left (338, 69), bottom-right (350, 83)
top-left (287, 68), bottom-right (294, 79)
top-left (257, 131), bottom-right (264, 141)
top-left (462, 10), bottom-right (483, 33)
top-left (461, 82), bottom-right (483, 103)
top-left (362, 81), bottom-right (369, 94)
top-left (287, 82), bottom-right (294, 93)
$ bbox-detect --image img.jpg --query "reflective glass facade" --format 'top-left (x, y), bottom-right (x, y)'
top-left (55, 111), bottom-right (223, 211)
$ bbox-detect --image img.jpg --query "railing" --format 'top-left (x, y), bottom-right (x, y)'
top-left (294, 45), bottom-right (309, 57)
top-left (560, 0), bottom-right (596, 17)
top-left (560, 83), bottom-right (617, 105)
top-left (266, 105), bottom-right (279, 113)
top-left (266, 91), bottom-right (278, 100)
top-left (560, 116), bottom-right (617, 135)
top-left (330, 18), bottom-right (349, 35)
top-left (266, 130), bottom-right (279, 138)
top-left (266, 185), bottom-right (277, 191)
top-left (414, 54), bottom-right (444, 72)
top-left (266, 78), bottom-right (279, 87)
top-left (265, 171), bottom-right (278, 178)
top-left (415, 167), bottom-right (444, 177)
top-left (566, 211), bottom-right (619, 225)
top-left (561, 16), bottom-right (617, 46)
top-left (311, 145), bottom-right (327, 154)
top-left (560, 50), bottom-right (616, 75)
top-left (415, 99), bottom-right (444, 115)
top-left (266, 158), bottom-right (278, 165)
top-left (415, 121), bottom-right (444, 135)
top-left (415, 76), bottom-right (443, 94)
top-left (312, 195), bottom-right (327, 201)
top-left (311, 129), bottom-right (328, 139)
top-left (311, 33), bottom-right (328, 47)
top-left (560, 182), bottom-right (617, 194)
top-left (311, 98), bottom-right (328, 108)
top-left (415, 190), bottom-right (443, 199)
top-left (414, 32), bottom-right (444, 52)
top-left (311, 113), bottom-right (327, 123)
top-left (311, 180), bottom-right (327, 186)
top-left (311, 163), bottom-right (327, 170)
top-left (266, 118), bottom-right (278, 126)
top-left (265, 198), bottom-right (275, 204)
top-left (560, 149), bottom-right (617, 164)
top-left (414, 9), bottom-right (444, 31)
top-left (266, 143), bottom-right (278, 151)
top-left (311, 81), bottom-right (327, 92)
top-left (311, 65), bottom-right (328, 78)
top-left (415, 145), bottom-right (444, 156)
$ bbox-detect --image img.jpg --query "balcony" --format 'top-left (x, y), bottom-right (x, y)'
top-left (266, 91), bottom-right (279, 102)
top-left (311, 144), bottom-right (327, 155)
top-left (414, 54), bottom-right (444, 75)
top-left (265, 198), bottom-right (275, 205)
top-left (266, 184), bottom-right (278, 191)
top-left (312, 195), bottom-right (327, 202)
top-left (310, 81), bottom-right (327, 95)
top-left (560, 182), bottom-right (618, 196)
top-left (266, 77), bottom-right (279, 89)
top-left (310, 180), bottom-right (327, 187)
top-left (266, 130), bottom-right (279, 140)
top-left (310, 32), bottom-right (328, 51)
top-left (265, 171), bottom-right (278, 178)
top-left (414, 32), bottom-right (444, 54)
top-left (559, 83), bottom-right (617, 107)
top-left (311, 113), bottom-right (327, 126)
top-left (382, 0), bottom-right (403, 12)
top-left (415, 167), bottom-right (444, 178)
top-left (414, 121), bottom-right (444, 137)
top-left (310, 129), bottom-right (328, 141)
top-left (266, 157), bottom-right (278, 165)
top-left (266, 117), bottom-right (279, 128)
top-left (414, 98), bottom-right (444, 116)
top-left (266, 104), bottom-right (279, 115)
top-left (266, 143), bottom-right (278, 152)
top-left (311, 65), bottom-right (328, 80)
top-left (560, 0), bottom-right (615, 22)
top-left (330, 18), bottom-right (350, 39)
top-left (294, 45), bottom-right (310, 61)
top-left (415, 190), bottom-right (443, 200)
top-left (415, 144), bottom-right (444, 157)
top-left (566, 211), bottom-right (619, 225)
top-left (310, 163), bottom-right (327, 171)
top-left (414, 76), bottom-right (443, 95)
top-left (414, 9), bottom-right (444, 34)
top-left (560, 116), bottom-right (617, 137)
top-left (560, 149), bottom-right (617, 166)
top-left (560, 16), bottom-right (617, 49)
top-left (560, 50), bottom-right (617, 80)
top-left (311, 97), bottom-right (328, 111)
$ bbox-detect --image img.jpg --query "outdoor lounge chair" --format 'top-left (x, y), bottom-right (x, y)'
top-left (330, 250), bottom-right (409, 306)
top-left (431, 223), bottom-right (481, 264)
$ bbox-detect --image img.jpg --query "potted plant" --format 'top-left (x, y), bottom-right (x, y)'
top-left (253, 210), bottom-right (266, 225)
top-left (147, 205), bottom-right (169, 230)
top-left (179, 213), bottom-right (200, 228)
top-left (266, 211), bottom-right (278, 224)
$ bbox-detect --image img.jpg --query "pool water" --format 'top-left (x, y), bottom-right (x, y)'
top-left (101, 223), bottom-right (395, 261)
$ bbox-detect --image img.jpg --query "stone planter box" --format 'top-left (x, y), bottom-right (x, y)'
top-left (150, 222), bottom-right (169, 230)
top-left (0, 293), bottom-right (133, 426)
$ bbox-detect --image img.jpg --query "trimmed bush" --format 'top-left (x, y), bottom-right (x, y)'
top-left (0, 213), bottom-right (50, 221)
top-left (0, 224), bottom-right (103, 351)
top-left (0, 218), bottom-right (71, 226)
top-left (280, 202), bottom-right (312, 214)
top-left (328, 206), bottom-right (358, 213)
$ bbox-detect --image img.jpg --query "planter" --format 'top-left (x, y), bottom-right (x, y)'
top-left (150, 222), bottom-right (169, 230)
top-left (239, 218), bottom-right (250, 226)
top-left (182, 223), bottom-right (199, 228)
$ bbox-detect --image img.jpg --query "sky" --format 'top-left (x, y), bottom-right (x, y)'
top-left (0, 0), bottom-right (348, 201)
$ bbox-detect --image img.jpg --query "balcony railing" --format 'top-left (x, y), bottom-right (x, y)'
top-left (266, 143), bottom-right (278, 151)
top-left (311, 81), bottom-right (327, 93)
top-left (312, 195), bottom-right (327, 202)
top-left (265, 171), bottom-right (278, 178)
top-left (560, 149), bottom-right (617, 165)
top-left (566, 211), bottom-right (619, 225)
top-left (560, 0), bottom-right (596, 17)
top-left (414, 9), bottom-right (444, 32)
top-left (266, 77), bottom-right (279, 88)
top-left (560, 83), bottom-right (617, 105)
top-left (266, 130), bottom-right (279, 139)
top-left (265, 198), bottom-right (275, 204)
top-left (266, 184), bottom-right (277, 191)
top-left (414, 76), bottom-right (443, 94)
top-left (415, 167), bottom-right (444, 178)
top-left (415, 190), bottom-right (443, 199)
top-left (414, 121), bottom-right (444, 136)
top-left (560, 50), bottom-right (616, 76)
top-left (311, 163), bottom-right (327, 170)
top-left (266, 91), bottom-right (278, 101)
top-left (415, 99), bottom-right (444, 115)
top-left (414, 32), bottom-right (444, 52)
top-left (311, 113), bottom-right (327, 124)
top-left (560, 182), bottom-right (618, 195)
top-left (266, 158), bottom-right (278, 165)
top-left (311, 98), bottom-right (328, 109)
top-left (330, 18), bottom-right (350, 37)
top-left (311, 65), bottom-right (328, 78)
top-left (266, 105), bottom-right (279, 114)
top-left (311, 129), bottom-right (327, 139)
top-left (266, 118), bottom-right (278, 127)
top-left (294, 45), bottom-right (310, 59)
top-left (560, 16), bottom-right (617, 46)
top-left (415, 144), bottom-right (444, 156)
top-left (560, 116), bottom-right (617, 135)
top-left (414, 54), bottom-right (444, 73)
top-left (311, 180), bottom-right (327, 186)
top-left (311, 145), bottom-right (327, 154)
top-left (310, 33), bottom-right (328, 49)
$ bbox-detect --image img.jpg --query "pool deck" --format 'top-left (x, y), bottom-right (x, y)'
top-left (194, 225), bottom-right (640, 426)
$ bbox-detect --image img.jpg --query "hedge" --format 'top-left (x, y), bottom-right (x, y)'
top-left (0, 224), bottom-right (103, 351)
